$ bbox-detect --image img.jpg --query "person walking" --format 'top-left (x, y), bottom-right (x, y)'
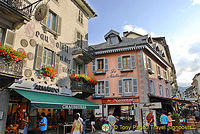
top-left (90, 112), bottom-right (95, 132)
top-left (160, 112), bottom-right (168, 134)
top-left (71, 114), bottom-right (81, 134)
top-left (167, 112), bottom-right (174, 134)
top-left (107, 112), bottom-right (116, 134)
top-left (22, 112), bottom-right (29, 134)
top-left (146, 111), bottom-right (154, 134)
top-left (77, 113), bottom-right (84, 134)
top-left (39, 112), bottom-right (47, 134)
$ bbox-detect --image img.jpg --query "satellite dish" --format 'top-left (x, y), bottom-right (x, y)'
top-left (35, 4), bottom-right (48, 21)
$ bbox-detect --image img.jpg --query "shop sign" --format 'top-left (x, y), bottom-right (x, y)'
top-left (140, 102), bottom-right (162, 109)
top-left (62, 105), bottom-right (86, 109)
top-left (0, 111), bottom-right (3, 119)
top-left (33, 84), bottom-right (59, 93)
top-left (102, 97), bottom-right (139, 104)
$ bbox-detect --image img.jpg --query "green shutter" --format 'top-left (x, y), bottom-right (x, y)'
top-left (118, 56), bottom-right (122, 70)
top-left (105, 80), bottom-right (109, 96)
top-left (5, 30), bottom-right (15, 46)
top-left (105, 58), bottom-right (109, 71)
top-left (118, 79), bottom-right (122, 94)
top-left (131, 55), bottom-right (136, 69)
top-left (92, 60), bottom-right (95, 73)
top-left (56, 16), bottom-right (62, 35)
top-left (34, 44), bottom-right (43, 70)
top-left (133, 78), bottom-right (138, 93)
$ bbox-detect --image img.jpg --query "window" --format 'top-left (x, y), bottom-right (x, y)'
top-left (149, 80), bottom-right (155, 94)
top-left (47, 11), bottom-right (57, 32)
top-left (110, 36), bottom-right (119, 44)
top-left (157, 65), bottom-right (161, 76)
top-left (166, 88), bottom-right (170, 97)
top-left (122, 55), bottom-right (131, 69)
top-left (78, 10), bottom-right (83, 24)
top-left (159, 84), bottom-right (163, 96)
top-left (42, 48), bottom-right (53, 66)
top-left (77, 64), bottom-right (82, 74)
top-left (97, 59), bottom-right (104, 71)
top-left (76, 31), bottom-right (83, 47)
top-left (147, 58), bottom-right (152, 69)
top-left (164, 71), bottom-right (167, 80)
top-left (124, 79), bottom-right (132, 93)
top-left (97, 81), bottom-right (104, 94)
top-left (0, 28), bottom-right (5, 44)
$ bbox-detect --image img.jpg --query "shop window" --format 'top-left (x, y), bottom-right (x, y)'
top-left (78, 10), bottom-right (83, 24)
top-left (149, 80), bottom-right (155, 94)
top-left (97, 81), bottom-right (105, 94)
top-left (42, 48), bottom-right (53, 66)
top-left (118, 55), bottom-right (136, 71)
top-left (47, 11), bottom-right (57, 32)
top-left (157, 65), bottom-right (161, 76)
top-left (123, 79), bottom-right (132, 93)
top-left (159, 84), bottom-right (163, 96)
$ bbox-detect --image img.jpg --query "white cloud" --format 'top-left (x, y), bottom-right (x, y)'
top-left (123, 25), bottom-right (134, 32)
top-left (192, 0), bottom-right (200, 5)
top-left (133, 26), bottom-right (148, 35)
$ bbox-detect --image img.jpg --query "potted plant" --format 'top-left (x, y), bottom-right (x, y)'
top-left (41, 66), bottom-right (57, 79)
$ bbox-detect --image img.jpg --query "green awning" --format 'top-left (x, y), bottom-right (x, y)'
top-left (14, 89), bottom-right (98, 109)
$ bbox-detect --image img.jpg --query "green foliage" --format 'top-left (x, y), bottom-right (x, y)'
top-left (171, 113), bottom-right (181, 126)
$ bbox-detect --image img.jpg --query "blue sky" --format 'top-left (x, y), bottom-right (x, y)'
top-left (87, 0), bottom-right (200, 87)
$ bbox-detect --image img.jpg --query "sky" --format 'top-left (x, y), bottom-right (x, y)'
top-left (87, 0), bottom-right (200, 87)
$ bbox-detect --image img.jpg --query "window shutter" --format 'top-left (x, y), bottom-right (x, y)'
top-left (133, 78), bottom-right (138, 93)
top-left (146, 56), bottom-right (148, 69)
top-left (34, 44), bottom-right (44, 70)
top-left (131, 55), bottom-right (136, 69)
top-left (105, 58), bottom-right (109, 71)
top-left (85, 64), bottom-right (88, 74)
top-left (54, 53), bottom-right (60, 75)
top-left (118, 79), bottom-right (122, 94)
top-left (152, 81), bottom-right (155, 95)
top-left (56, 16), bottom-right (62, 35)
top-left (92, 60), bottom-right (95, 73)
top-left (41, 6), bottom-right (49, 26)
top-left (95, 85), bottom-right (97, 94)
top-left (118, 56), bottom-right (122, 70)
top-left (105, 80), bottom-right (109, 95)
top-left (5, 30), bottom-right (15, 46)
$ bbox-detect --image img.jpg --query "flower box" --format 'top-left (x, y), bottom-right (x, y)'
top-left (41, 66), bottom-right (57, 78)
top-left (69, 74), bottom-right (97, 85)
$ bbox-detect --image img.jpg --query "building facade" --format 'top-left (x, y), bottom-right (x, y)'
top-left (190, 73), bottom-right (200, 100)
top-left (87, 30), bottom-right (177, 126)
top-left (0, 0), bottom-right (97, 133)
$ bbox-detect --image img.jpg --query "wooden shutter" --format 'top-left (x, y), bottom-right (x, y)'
top-left (105, 80), bottom-right (109, 95)
top-left (5, 30), bottom-right (15, 46)
top-left (92, 60), bottom-right (95, 73)
top-left (118, 79), bottom-right (122, 94)
top-left (118, 56), bottom-right (122, 70)
top-left (56, 15), bottom-right (62, 35)
top-left (34, 44), bottom-right (43, 70)
top-left (54, 53), bottom-right (60, 75)
top-left (41, 6), bottom-right (49, 26)
top-left (105, 58), bottom-right (109, 71)
top-left (132, 78), bottom-right (138, 93)
top-left (131, 55), bottom-right (136, 69)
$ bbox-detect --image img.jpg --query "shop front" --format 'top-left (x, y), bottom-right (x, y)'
top-left (102, 96), bottom-right (140, 131)
top-left (5, 81), bottom-right (98, 134)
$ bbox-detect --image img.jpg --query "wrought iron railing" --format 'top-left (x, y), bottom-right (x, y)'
top-left (1, 0), bottom-right (32, 17)
top-left (0, 57), bottom-right (23, 77)
top-left (71, 80), bottom-right (95, 93)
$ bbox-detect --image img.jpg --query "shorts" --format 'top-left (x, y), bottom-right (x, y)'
top-left (91, 121), bottom-right (95, 126)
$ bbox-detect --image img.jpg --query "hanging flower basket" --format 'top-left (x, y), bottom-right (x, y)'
top-left (69, 74), bottom-right (98, 85)
top-left (0, 45), bottom-right (27, 63)
top-left (42, 66), bottom-right (57, 78)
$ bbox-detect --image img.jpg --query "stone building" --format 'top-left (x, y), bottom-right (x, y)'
top-left (0, 0), bottom-right (97, 133)
top-left (87, 30), bottom-right (177, 126)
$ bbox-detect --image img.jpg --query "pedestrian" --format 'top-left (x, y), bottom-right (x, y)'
top-left (22, 112), bottom-right (29, 134)
top-left (107, 112), bottom-right (116, 134)
top-left (90, 112), bottom-right (95, 132)
top-left (167, 112), bottom-right (174, 134)
top-left (160, 112), bottom-right (168, 134)
top-left (77, 113), bottom-right (84, 134)
top-left (146, 111), bottom-right (154, 134)
top-left (194, 108), bottom-right (200, 122)
top-left (71, 114), bottom-right (81, 134)
top-left (39, 112), bottom-right (47, 134)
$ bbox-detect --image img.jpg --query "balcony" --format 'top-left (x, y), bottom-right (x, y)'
top-left (70, 80), bottom-right (95, 93)
top-left (72, 41), bottom-right (95, 64)
top-left (0, 0), bottom-right (34, 29)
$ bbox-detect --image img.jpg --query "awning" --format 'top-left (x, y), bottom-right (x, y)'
top-left (14, 89), bottom-right (99, 109)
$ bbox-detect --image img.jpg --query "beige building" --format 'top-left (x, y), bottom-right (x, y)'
top-left (191, 73), bottom-right (200, 100)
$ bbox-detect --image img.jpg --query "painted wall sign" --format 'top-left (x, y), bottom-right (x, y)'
top-left (140, 102), bottom-right (162, 109)
top-left (107, 69), bottom-right (128, 78)
top-left (62, 105), bottom-right (86, 109)
top-left (33, 84), bottom-right (59, 93)
top-left (102, 97), bottom-right (139, 104)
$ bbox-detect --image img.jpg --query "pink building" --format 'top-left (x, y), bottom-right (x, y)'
top-left (87, 30), bottom-right (177, 126)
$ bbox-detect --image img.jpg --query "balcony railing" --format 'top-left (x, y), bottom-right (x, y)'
top-left (70, 80), bottom-right (95, 93)
top-left (1, 0), bottom-right (32, 18)
top-left (0, 56), bottom-right (23, 78)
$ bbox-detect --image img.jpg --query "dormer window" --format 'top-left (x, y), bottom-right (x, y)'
top-left (104, 30), bottom-right (122, 45)
top-left (109, 35), bottom-right (119, 44)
